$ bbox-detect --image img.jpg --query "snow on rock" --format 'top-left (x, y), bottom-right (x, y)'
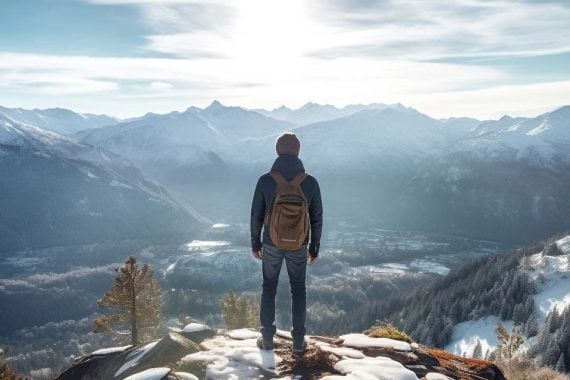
top-left (123, 367), bottom-right (171, 380)
top-left (91, 345), bottom-right (132, 355)
top-left (183, 322), bottom-right (209, 332)
top-left (115, 341), bottom-right (159, 377)
top-left (182, 334), bottom-right (281, 378)
top-left (556, 235), bottom-right (570, 253)
top-left (227, 328), bottom-right (261, 340)
top-left (444, 316), bottom-right (512, 357)
top-left (315, 342), bottom-right (365, 359)
top-left (322, 356), bottom-right (418, 380)
top-left (425, 373), bottom-right (453, 380)
top-left (339, 333), bottom-right (412, 351)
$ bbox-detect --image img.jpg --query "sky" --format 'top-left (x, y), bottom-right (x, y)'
top-left (0, 0), bottom-right (569, 119)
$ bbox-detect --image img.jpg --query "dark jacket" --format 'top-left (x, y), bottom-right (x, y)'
top-left (250, 155), bottom-right (323, 257)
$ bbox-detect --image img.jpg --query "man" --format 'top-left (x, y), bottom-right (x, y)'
top-left (250, 132), bottom-right (323, 357)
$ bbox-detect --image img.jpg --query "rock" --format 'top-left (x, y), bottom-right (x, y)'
top-left (56, 332), bottom-right (200, 380)
top-left (178, 323), bottom-right (216, 343)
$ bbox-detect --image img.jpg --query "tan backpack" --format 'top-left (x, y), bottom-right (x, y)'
top-left (265, 170), bottom-right (309, 251)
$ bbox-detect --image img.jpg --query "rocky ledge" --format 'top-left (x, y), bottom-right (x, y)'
top-left (57, 324), bottom-right (505, 380)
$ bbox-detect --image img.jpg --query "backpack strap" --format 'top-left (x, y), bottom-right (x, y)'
top-left (269, 170), bottom-right (288, 187)
top-left (269, 170), bottom-right (308, 187)
top-left (291, 172), bottom-right (308, 187)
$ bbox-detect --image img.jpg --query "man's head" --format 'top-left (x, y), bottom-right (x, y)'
top-left (276, 132), bottom-right (300, 157)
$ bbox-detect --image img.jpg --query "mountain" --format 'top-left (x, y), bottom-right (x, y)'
top-left (394, 106), bottom-right (570, 242)
top-left (0, 105), bottom-right (120, 135)
top-left (76, 101), bottom-right (294, 215)
top-left (252, 105), bottom-right (293, 121)
top-left (57, 325), bottom-right (506, 379)
top-left (253, 102), bottom-right (408, 126)
top-left (0, 114), bottom-right (206, 253)
top-left (76, 102), bottom-right (570, 243)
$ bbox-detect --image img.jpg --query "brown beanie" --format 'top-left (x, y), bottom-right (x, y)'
top-left (276, 132), bottom-right (300, 157)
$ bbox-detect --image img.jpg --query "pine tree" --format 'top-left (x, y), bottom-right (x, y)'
top-left (472, 339), bottom-right (483, 359)
top-left (221, 291), bottom-right (258, 329)
top-left (494, 323), bottom-right (525, 375)
top-left (0, 349), bottom-right (19, 380)
top-left (93, 256), bottom-right (162, 345)
top-left (555, 353), bottom-right (566, 373)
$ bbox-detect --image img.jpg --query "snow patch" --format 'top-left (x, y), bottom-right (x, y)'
top-left (183, 334), bottom-right (281, 378)
top-left (426, 373), bottom-right (454, 380)
top-left (227, 329), bottom-right (260, 340)
top-left (115, 341), bottom-right (159, 377)
top-left (183, 240), bottom-right (230, 251)
top-left (409, 259), bottom-right (450, 275)
top-left (339, 333), bottom-right (412, 351)
top-left (526, 120), bottom-right (549, 136)
top-left (322, 356), bottom-right (417, 380)
top-left (557, 236), bottom-right (570, 253)
top-left (445, 316), bottom-right (512, 357)
top-left (316, 342), bottom-right (365, 359)
top-left (91, 345), bottom-right (131, 355)
top-left (212, 223), bottom-right (230, 228)
top-left (110, 179), bottom-right (134, 189)
top-left (183, 322), bottom-right (209, 332)
top-left (523, 244), bottom-right (570, 317)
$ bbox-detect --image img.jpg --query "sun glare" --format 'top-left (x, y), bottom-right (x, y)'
top-left (230, 0), bottom-right (315, 79)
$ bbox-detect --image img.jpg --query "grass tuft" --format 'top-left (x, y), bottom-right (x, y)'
top-left (364, 321), bottom-right (412, 343)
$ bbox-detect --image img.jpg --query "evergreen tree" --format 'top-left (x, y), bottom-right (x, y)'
top-left (93, 256), bottom-right (162, 345)
top-left (555, 353), bottom-right (566, 374)
top-left (0, 349), bottom-right (19, 380)
top-left (472, 339), bottom-right (483, 359)
top-left (221, 291), bottom-right (258, 329)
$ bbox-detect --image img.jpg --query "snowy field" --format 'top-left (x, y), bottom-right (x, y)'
top-left (445, 235), bottom-right (570, 358)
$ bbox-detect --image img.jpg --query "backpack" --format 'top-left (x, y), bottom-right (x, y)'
top-left (266, 170), bottom-right (309, 251)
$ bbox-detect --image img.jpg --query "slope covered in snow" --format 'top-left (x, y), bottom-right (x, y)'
top-left (0, 115), bottom-right (207, 253)
top-left (0, 105), bottom-right (120, 135)
top-left (523, 235), bottom-right (570, 318)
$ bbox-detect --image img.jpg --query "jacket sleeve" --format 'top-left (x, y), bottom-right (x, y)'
top-left (308, 178), bottom-right (323, 257)
top-left (250, 178), bottom-right (265, 251)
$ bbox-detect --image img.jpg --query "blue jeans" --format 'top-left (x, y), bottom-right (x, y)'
top-left (260, 244), bottom-right (307, 347)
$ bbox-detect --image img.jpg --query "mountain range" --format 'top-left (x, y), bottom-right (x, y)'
top-left (0, 112), bottom-right (206, 253)
top-left (1, 101), bottom-right (570, 249)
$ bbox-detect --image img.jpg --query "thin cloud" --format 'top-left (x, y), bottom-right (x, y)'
top-left (307, 0), bottom-right (570, 60)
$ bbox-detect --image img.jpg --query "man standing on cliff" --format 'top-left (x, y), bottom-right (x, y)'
top-left (250, 132), bottom-right (323, 357)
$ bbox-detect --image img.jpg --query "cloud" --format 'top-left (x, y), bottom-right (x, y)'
top-left (307, 0), bottom-right (570, 60)
top-left (149, 81), bottom-right (173, 90)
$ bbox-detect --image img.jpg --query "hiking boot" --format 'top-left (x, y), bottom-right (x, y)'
top-left (292, 340), bottom-right (307, 357)
top-left (256, 336), bottom-right (274, 351)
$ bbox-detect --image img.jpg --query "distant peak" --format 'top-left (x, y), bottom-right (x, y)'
top-left (206, 100), bottom-right (225, 110)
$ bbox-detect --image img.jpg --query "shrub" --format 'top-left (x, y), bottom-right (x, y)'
top-left (365, 321), bottom-right (412, 343)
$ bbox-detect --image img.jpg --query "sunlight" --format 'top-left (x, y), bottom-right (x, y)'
top-left (230, 0), bottom-right (315, 79)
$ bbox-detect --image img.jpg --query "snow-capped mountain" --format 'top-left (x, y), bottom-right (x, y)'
top-left (453, 106), bottom-right (570, 162)
top-left (76, 101), bottom-right (294, 214)
top-left (253, 102), bottom-right (408, 126)
top-left (0, 105), bottom-right (120, 135)
top-left (0, 115), bottom-right (206, 253)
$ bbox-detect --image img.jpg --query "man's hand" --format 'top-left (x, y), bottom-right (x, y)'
top-left (308, 255), bottom-right (318, 265)
top-left (252, 250), bottom-right (263, 260)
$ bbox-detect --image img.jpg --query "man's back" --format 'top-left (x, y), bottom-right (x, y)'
top-left (250, 132), bottom-right (323, 356)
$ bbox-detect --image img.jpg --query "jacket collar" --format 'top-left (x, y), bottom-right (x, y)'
top-left (271, 155), bottom-right (305, 180)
